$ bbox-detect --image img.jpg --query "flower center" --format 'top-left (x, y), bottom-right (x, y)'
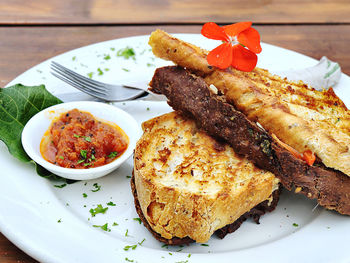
top-left (228, 35), bottom-right (239, 46)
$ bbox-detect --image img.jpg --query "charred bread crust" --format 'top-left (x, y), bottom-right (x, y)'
top-left (131, 172), bottom-right (281, 245)
top-left (149, 66), bottom-right (350, 215)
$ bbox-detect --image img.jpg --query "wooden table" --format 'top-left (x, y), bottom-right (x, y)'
top-left (0, 0), bottom-right (349, 261)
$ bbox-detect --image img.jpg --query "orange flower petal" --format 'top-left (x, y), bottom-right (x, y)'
top-left (207, 42), bottom-right (233, 69)
top-left (223, 22), bottom-right (252, 37)
top-left (231, 44), bottom-right (257, 72)
top-left (238, 27), bottom-right (262, 54)
top-left (201, 22), bottom-right (229, 41)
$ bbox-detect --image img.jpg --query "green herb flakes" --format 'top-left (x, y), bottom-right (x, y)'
top-left (57, 218), bottom-right (62, 223)
top-left (112, 222), bottom-right (119, 226)
top-left (125, 229), bottom-right (129, 237)
top-left (293, 223), bottom-right (299, 227)
top-left (107, 201), bottom-right (116, 206)
top-left (72, 56), bottom-right (76, 61)
top-left (122, 68), bottom-right (130, 72)
top-left (87, 72), bottom-right (94, 79)
top-left (117, 47), bottom-right (136, 60)
top-left (97, 68), bottom-right (103, 75)
top-left (124, 244), bottom-right (137, 251)
top-left (138, 238), bottom-right (146, 246)
top-left (107, 151), bottom-right (118, 158)
top-left (93, 223), bottom-right (111, 232)
top-left (104, 54), bottom-right (111, 60)
top-left (126, 175), bottom-right (132, 179)
top-left (83, 193), bottom-right (88, 198)
top-left (89, 204), bottom-right (108, 217)
top-left (54, 183), bottom-right (67, 188)
top-left (125, 258), bottom-right (134, 262)
top-left (133, 217), bottom-right (142, 224)
top-left (80, 150), bottom-right (87, 159)
top-left (201, 244), bottom-right (209, 246)
top-left (147, 63), bottom-right (155, 67)
top-left (58, 155), bottom-right (64, 160)
top-left (91, 183), bottom-right (101, 192)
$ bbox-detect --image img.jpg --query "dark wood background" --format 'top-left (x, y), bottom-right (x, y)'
top-left (0, 0), bottom-right (349, 261)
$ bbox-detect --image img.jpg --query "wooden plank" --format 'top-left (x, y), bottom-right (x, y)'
top-left (1, 0), bottom-right (350, 24)
top-left (1, 25), bottom-right (350, 87)
top-left (1, 24), bottom-right (350, 262)
top-left (0, 233), bottom-right (38, 262)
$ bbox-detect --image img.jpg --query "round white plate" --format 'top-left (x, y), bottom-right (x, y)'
top-left (1, 34), bottom-right (350, 263)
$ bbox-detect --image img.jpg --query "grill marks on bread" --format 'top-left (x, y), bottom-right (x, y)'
top-left (149, 66), bottom-right (350, 215)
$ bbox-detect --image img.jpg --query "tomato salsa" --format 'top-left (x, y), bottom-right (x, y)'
top-left (40, 109), bottom-right (129, 169)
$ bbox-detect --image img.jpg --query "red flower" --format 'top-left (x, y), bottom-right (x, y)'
top-left (201, 22), bottom-right (262, 72)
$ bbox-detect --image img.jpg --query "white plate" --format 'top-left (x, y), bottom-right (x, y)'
top-left (1, 34), bottom-right (350, 263)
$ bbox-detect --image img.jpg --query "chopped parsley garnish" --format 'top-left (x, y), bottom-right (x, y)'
top-left (107, 201), bottom-right (116, 206)
top-left (57, 218), bottom-right (62, 223)
top-left (293, 223), bottom-right (299, 227)
top-left (91, 183), bottom-right (101, 192)
top-left (125, 229), bottom-right (129, 236)
top-left (123, 244), bottom-right (137, 251)
top-left (122, 68), bottom-right (130, 72)
top-left (58, 155), bottom-right (64, 160)
top-left (104, 54), bottom-right (111, 60)
top-left (147, 63), bottom-right (155, 67)
top-left (97, 68), bottom-right (103, 75)
top-left (188, 253), bottom-right (191, 258)
top-left (80, 150), bottom-right (87, 159)
top-left (161, 244), bottom-right (168, 249)
top-left (126, 175), bottom-right (132, 179)
top-left (146, 107), bottom-right (150, 111)
top-left (117, 47), bottom-right (136, 60)
top-left (84, 162), bottom-right (92, 167)
top-left (74, 134), bottom-right (80, 138)
top-left (133, 217), bottom-right (142, 224)
top-left (125, 258), bottom-right (134, 262)
top-left (54, 183), bottom-right (67, 188)
top-left (138, 238), bottom-right (146, 245)
top-left (72, 56), bottom-right (76, 61)
top-left (82, 193), bottom-right (88, 198)
top-left (107, 151), bottom-right (118, 158)
top-left (104, 68), bottom-right (110, 71)
top-left (201, 244), bottom-right (209, 246)
top-left (112, 222), bottom-right (119, 226)
top-left (84, 136), bottom-right (91, 142)
top-left (93, 223), bottom-right (111, 232)
top-left (89, 204), bottom-right (108, 217)
top-left (169, 252), bottom-right (173, 256)
top-left (87, 72), bottom-right (94, 79)
top-left (77, 159), bottom-right (85, 164)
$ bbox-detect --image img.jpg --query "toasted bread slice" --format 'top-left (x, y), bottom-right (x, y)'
top-left (149, 66), bottom-right (350, 215)
top-left (149, 29), bottom-right (350, 177)
top-left (133, 112), bottom-right (280, 243)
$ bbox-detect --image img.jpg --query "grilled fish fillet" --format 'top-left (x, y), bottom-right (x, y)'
top-left (133, 112), bottom-right (280, 243)
top-left (149, 29), bottom-right (350, 177)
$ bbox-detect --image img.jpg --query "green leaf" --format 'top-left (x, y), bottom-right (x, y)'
top-left (0, 84), bottom-right (62, 178)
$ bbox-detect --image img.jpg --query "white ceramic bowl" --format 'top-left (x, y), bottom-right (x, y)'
top-left (21, 101), bottom-right (140, 180)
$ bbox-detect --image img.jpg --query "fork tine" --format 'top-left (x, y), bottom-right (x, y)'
top-left (50, 66), bottom-right (108, 94)
top-left (51, 62), bottom-right (108, 92)
top-left (51, 72), bottom-right (108, 100)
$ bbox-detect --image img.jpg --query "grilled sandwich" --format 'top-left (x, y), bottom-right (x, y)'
top-left (132, 112), bottom-right (280, 244)
top-left (148, 30), bottom-right (350, 215)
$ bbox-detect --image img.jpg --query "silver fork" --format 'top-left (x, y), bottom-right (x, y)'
top-left (50, 61), bottom-right (149, 101)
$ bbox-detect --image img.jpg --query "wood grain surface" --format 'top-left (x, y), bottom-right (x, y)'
top-left (1, 0), bottom-right (350, 262)
top-left (1, 0), bottom-right (350, 24)
top-left (1, 25), bottom-right (349, 87)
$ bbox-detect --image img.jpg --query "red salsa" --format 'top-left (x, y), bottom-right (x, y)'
top-left (40, 109), bottom-right (129, 169)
